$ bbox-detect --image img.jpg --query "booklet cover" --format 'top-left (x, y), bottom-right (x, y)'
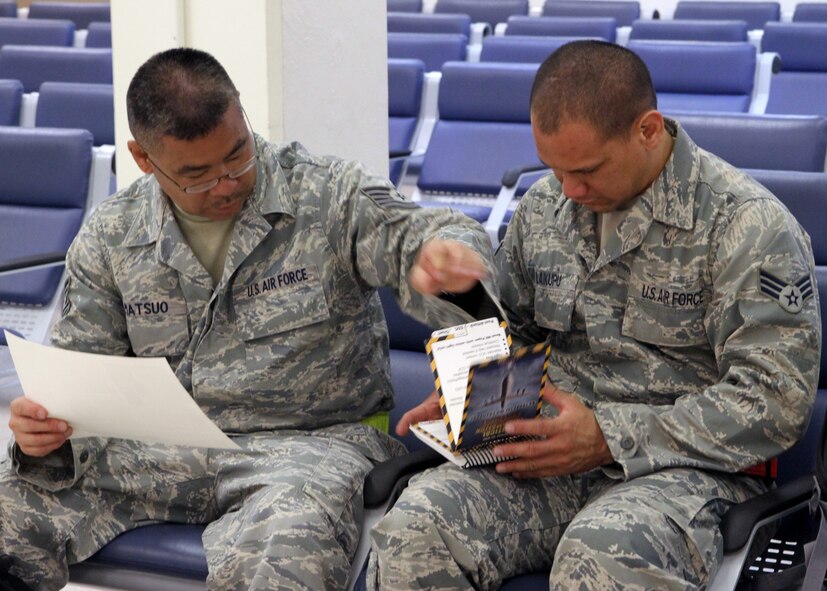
top-left (412, 319), bottom-right (549, 468)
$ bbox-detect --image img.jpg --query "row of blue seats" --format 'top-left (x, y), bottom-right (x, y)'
top-left (0, 1), bottom-right (110, 29)
top-left (389, 57), bottom-right (827, 243)
top-left (0, 16), bottom-right (111, 48)
top-left (389, 0), bottom-right (827, 29)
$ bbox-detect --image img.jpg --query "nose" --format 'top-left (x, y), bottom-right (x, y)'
top-left (559, 174), bottom-right (588, 199)
top-left (208, 173), bottom-right (239, 197)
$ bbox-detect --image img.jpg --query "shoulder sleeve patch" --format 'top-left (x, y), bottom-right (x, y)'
top-left (759, 268), bottom-right (814, 314)
top-left (362, 186), bottom-right (419, 210)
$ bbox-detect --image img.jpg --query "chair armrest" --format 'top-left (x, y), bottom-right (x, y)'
top-left (721, 473), bottom-right (815, 553)
top-left (0, 252), bottom-right (66, 276)
top-left (500, 163), bottom-right (549, 189)
top-left (484, 163), bottom-right (549, 245)
top-left (363, 447), bottom-right (446, 509)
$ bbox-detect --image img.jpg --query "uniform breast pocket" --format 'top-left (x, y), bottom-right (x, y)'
top-left (123, 300), bottom-right (189, 357)
top-left (622, 295), bottom-right (707, 347)
top-left (533, 285), bottom-right (576, 333)
top-left (233, 266), bottom-right (332, 350)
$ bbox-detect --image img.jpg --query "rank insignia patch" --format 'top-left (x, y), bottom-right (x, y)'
top-left (759, 269), bottom-right (813, 314)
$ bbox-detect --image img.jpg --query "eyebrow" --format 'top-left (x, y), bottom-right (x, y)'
top-left (539, 154), bottom-right (604, 175)
top-left (175, 136), bottom-right (248, 176)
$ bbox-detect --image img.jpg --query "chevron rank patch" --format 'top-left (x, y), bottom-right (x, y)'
top-left (759, 268), bottom-right (813, 314)
top-left (362, 186), bottom-right (419, 210)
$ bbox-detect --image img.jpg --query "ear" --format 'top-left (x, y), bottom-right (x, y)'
top-left (127, 140), bottom-right (153, 174)
top-left (638, 110), bottom-right (665, 150)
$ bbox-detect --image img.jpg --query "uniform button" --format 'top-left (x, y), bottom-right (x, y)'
top-left (79, 451), bottom-right (89, 463)
top-left (620, 436), bottom-right (635, 451)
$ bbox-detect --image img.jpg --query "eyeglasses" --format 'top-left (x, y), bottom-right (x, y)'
top-left (147, 152), bottom-right (257, 195)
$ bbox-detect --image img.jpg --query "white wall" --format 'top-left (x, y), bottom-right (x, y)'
top-left (111, 0), bottom-right (388, 188)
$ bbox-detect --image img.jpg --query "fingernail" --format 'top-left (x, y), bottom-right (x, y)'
top-left (504, 423), bottom-right (515, 434)
top-left (58, 422), bottom-right (67, 432)
top-left (36, 410), bottom-right (46, 420)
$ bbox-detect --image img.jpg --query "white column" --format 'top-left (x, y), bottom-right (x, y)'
top-left (111, 0), bottom-right (388, 188)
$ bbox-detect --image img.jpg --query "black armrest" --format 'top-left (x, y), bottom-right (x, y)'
top-left (500, 163), bottom-right (549, 189)
top-left (389, 149), bottom-right (413, 161)
top-left (0, 252), bottom-right (66, 275)
top-left (364, 447), bottom-right (446, 509)
top-left (721, 474), bottom-right (815, 553)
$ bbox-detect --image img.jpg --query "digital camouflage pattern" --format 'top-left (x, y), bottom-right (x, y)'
top-left (369, 120), bottom-right (821, 590)
top-left (0, 136), bottom-right (495, 590)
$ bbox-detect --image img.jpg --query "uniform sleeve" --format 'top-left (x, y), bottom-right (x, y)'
top-left (11, 213), bottom-right (122, 491)
top-left (320, 159), bottom-right (499, 328)
top-left (595, 199), bottom-right (821, 480)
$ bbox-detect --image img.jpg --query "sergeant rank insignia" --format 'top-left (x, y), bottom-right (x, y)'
top-left (759, 269), bottom-right (813, 314)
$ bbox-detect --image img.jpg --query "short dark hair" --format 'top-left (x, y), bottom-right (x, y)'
top-left (529, 40), bottom-right (657, 141)
top-left (127, 47), bottom-right (239, 150)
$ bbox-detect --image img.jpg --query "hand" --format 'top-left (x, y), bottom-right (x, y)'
top-left (408, 240), bottom-right (487, 296)
top-left (395, 390), bottom-right (442, 437)
top-left (493, 385), bottom-right (613, 478)
top-left (8, 396), bottom-right (72, 457)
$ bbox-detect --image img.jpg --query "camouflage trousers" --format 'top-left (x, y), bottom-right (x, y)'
top-left (0, 423), bottom-right (404, 591)
top-left (368, 464), bottom-right (765, 590)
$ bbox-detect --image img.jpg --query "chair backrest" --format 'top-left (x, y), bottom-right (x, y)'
top-left (388, 58), bottom-right (425, 185)
top-left (0, 127), bottom-right (93, 306)
top-left (480, 35), bottom-right (585, 63)
top-left (27, 2), bottom-right (110, 30)
top-left (35, 81), bottom-right (114, 146)
top-left (388, 12), bottom-right (471, 37)
top-left (387, 32), bottom-right (467, 73)
top-left (0, 17), bottom-right (74, 47)
top-left (417, 61), bottom-right (542, 197)
top-left (761, 23), bottom-right (827, 117)
top-left (794, 2), bottom-right (827, 23)
top-left (672, 112), bottom-right (827, 172)
top-left (0, 46), bottom-right (112, 93)
top-left (673, 1), bottom-right (780, 30)
top-left (627, 40), bottom-right (755, 113)
top-left (0, 78), bottom-right (22, 126)
top-left (378, 287), bottom-right (435, 452)
top-left (629, 18), bottom-right (749, 42)
top-left (505, 15), bottom-right (617, 42)
top-left (388, 0), bottom-right (423, 13)
top-left (85, 21), bottom-right (111, 48)
top-left (0, 2), bottom-right (16, 17)
top-left (541, 0), bottom-right (641, 28)
top-left (434, 0), bottom-right (529, 28)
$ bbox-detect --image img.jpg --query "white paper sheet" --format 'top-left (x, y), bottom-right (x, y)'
top-left (5, 332), bottom-right (239, 450)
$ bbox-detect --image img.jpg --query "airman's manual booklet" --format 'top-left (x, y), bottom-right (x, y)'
top-left (411, 318), bottom-right (550, 468)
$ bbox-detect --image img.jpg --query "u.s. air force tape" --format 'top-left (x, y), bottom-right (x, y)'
top-left (759, 268), bottom-right (813, 314)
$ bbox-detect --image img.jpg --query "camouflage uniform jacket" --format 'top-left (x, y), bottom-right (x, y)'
top-left (497, 120), bottom-right (821, 480)
top-left (10, 136), bottom-right (494, 491)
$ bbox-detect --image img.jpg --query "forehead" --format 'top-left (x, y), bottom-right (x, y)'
top-left (532, 120), bottom-right (614, 171)
top-left (155, 105), bottom-right (247, 165)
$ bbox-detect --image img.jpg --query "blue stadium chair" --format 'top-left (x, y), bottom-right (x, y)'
top-left (412, 61), bottom-right (543, 232)
top-left (387, 0), bottom-right (423, 13)
top-left (433, 0), bottom-right (530, 29)
top-left (0, 46), bottom-right (112, 93)
top-left (504, 15), bottom-right (618, 42)
top-left (761, 22), bottom-right (827, 118)
top-left (793, 2), bottom-right (827, 23)
top-left (0, 78), bottom-right (22, 125)
top-left (388, 58), bottom-right (425, 186)
top-left (0, 127), bottom-right (93, 343)
top-left (629, 18), bottom-right (749, 42)
top-left (0, 1), bottom-right (15, 17)
top-left (27, 1), bottom-right (110, 30)
top-left (541, 0), bottom-right (641, 28)
top-left (388, 12), bottom-right (471, 37)
top-left (387, 32), bottom-right (467, 72)
top-left (85, 21), bottom-right (111, 48)
top-left (670, 112), bottom-right (827, 171)
top-left (673, 1), bottom-right (780, 30)
top-left (0, 16), bottom-right (74, 47)
top-left (479, 35), bottom-right (584, 63)
top-left (35, 81), bottom-right (113, 146)
top-left (627, 40), bottom-right (760, 113)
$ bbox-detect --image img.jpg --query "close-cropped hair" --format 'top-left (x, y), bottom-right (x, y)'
top-left (127, 47), bottom-right (239, 151)
top-left (530, 40), bottom-right (657, 141)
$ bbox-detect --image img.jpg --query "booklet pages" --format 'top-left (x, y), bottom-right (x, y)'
top-left (412, 318), bottom-right (549, 468)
